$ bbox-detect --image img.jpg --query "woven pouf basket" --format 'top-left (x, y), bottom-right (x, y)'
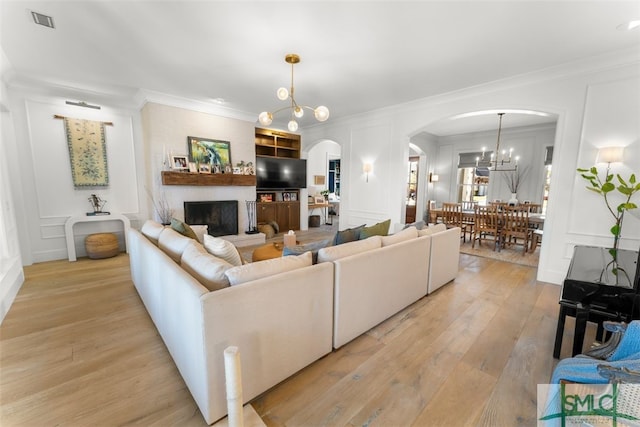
top-left (85, 233), bottom-right (119, 259)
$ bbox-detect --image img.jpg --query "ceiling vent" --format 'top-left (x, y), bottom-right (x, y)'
top-left (31, 11), bottom-right (55, 28)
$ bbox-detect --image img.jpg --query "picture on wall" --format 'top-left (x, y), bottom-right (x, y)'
top-left (187, 136), bottom-right (231, 169)
top-left (60, 116), bottom-right (110, 188)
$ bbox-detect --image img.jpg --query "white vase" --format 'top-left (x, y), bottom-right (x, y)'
top-left (509, 193), bottom-right (518, 206)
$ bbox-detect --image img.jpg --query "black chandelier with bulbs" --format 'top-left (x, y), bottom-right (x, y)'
top-left (475, 113), bottom-right (519, 172)
top-left (258, 54), bottom-right (329, 132)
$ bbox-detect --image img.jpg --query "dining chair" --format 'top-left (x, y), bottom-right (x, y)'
top-left (472, 205), bottom-right (501, 251)
top-left (442, 202), bottom-right (470, 242)
top-left (522, 203), bottom-right (542, 213)
top-left (502, 206), bottom-right (531, 255)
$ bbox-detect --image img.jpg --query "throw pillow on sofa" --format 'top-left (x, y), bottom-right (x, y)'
top-left (359, 219), bottom-right (391, 239)
top-left (170, 218), bottom-right (199, 241)
top-left (225, 251), bottom-right (312, 286)
top-left (333, 224), bottom-right (365, 245)
top-left (403, 220), bottom-right (425, 230)
top-left (381, 226), bottom-right (418, 247)
top-left (181, 242), bottom-right (232, 291)
top-left (203, 234), bottom-right (243, 267)
top-left (282, 239), bottom-right (332, 264)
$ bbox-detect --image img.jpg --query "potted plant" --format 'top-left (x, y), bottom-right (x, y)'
top-left (502, 166), bottom-right (528, 205)
top-left (577, 166), bottom-right (639, 283)
top-left (320, 189), bottom-right (329, 201)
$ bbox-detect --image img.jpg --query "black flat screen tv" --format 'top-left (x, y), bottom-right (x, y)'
top-left (256, 156), bottom-right (307, 189)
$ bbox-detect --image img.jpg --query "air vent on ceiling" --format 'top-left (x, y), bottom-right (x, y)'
top-left (31, 11), bottom-right (55, 28)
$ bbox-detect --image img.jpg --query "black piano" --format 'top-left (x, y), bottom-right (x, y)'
top-left (553, 245), bottom-right (640, 358)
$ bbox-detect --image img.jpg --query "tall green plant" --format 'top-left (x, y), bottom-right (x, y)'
top-left (577, 167), bottom-right (639, 251)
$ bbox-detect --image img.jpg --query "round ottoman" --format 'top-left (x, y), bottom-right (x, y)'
top-left (85, 233), bottom-right (119, 259)
top-left (252, 242), bottom-right (284, 262)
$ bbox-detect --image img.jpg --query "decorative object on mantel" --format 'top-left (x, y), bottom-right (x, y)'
top-left (246, 200), bottom-right (258, 234)
top-left (475, 113), bottom-right (520, 172)
top-left (258, 53), bottom-right (329, 132)
top-left (577, 146), bottom-right (639, 285)
top-left (86, 194), bottom-right (109, 216)
top-left (145, 186), bottom-right (173, 225)
top-left (187, 136), bottom-right (231, 172)
top-left (502, 166), bottom-right (528, 206)
top-left (54, 115), bottom-right (113, 188)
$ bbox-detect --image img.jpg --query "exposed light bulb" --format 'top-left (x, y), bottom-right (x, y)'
top-left (277, 87), bottom-right (289, 100)
top-left (258, 111), bottom-right (273, 126)
top-left (314, 105), bottom-right (329, 122)
top-left (288, 119), bottom-right (298, 132)
top-left (294, 106), bottom-right (304, 118)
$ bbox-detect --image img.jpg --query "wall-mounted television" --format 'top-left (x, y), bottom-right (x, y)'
top-left (256, 156), bottom-right (307, 189)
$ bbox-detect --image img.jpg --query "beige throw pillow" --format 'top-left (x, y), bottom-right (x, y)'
top-left (181, 242), bottom-right (232, 291)
top-left (225, 251), bottom-right (312, 286)
top-left (203, 234), bottom-right (243, 267)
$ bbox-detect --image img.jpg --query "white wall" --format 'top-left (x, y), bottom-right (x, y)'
top-left (0, 80), bottom-right (23, 323)
top-left (141, 102), bottom-right (257, 234)
top-left (6, 90), bottom-right (141, 264)
top-left (303, 50), bottom-right (640, 285)
top-left (306, 140), bottom-right (341, 197)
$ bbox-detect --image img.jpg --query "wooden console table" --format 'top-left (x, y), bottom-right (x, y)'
top-left (65, 214), bottom-right (131, 261)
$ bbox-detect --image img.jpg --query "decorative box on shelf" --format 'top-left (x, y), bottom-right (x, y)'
top-left (161, 171), bottom-right (256, 186)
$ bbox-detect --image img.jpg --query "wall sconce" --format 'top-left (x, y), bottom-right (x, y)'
top-left (363, 163), bottom-right (372, 183)
top-left (597, 146), bottom-right (624, 174)
top-left (429, 173), bottom-right (439, 183)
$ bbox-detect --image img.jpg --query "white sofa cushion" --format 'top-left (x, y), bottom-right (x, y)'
top-left (225, 252), bottom-right (312, 286)
top-left (141, 219), bottom-right (165, 245)
top-left (418, 223), bottom-right (447, 236)
top-left (181, 242), bottom-right (232, 291)
top-left (158, 227), bottom-right (194, 263)
top-left (381, 226), bottom-right (418, 246)
top-left (203, 234), bottom-right (242, 266)
top-left (317, 235), bottom-right (382, 263)
top-left (190, 225), bottom-right (208, 244)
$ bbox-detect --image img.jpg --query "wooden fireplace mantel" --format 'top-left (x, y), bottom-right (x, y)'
top-left (161, 171), bottom-right (256, 186)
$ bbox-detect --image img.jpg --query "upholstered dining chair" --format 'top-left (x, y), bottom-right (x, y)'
top-left (502, 206), bottom-right (531, 255)
top-left (472, 204), bottom-right (501, 251)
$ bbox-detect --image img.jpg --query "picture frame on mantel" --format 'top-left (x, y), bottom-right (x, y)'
top-left (187, 136), bottom-right (231, 169)
top-left (171, 155), bottom-right (188, 170)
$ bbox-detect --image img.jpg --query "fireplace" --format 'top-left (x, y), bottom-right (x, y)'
top-left (184, 201), bottom-right (238, 237)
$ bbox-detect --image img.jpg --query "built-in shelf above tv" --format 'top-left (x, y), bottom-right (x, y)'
top-left (161, 171), bottom-right (256, 186)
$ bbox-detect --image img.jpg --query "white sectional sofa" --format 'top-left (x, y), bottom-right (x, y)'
top-left (128, 220), bottom-right (460, 424)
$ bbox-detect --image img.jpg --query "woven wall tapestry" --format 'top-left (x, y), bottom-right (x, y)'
top-left (62, 117), bottom-right (109, 188)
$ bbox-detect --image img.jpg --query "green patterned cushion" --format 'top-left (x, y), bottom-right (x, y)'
top-left (170, 218), bottom-right (198, 240)
top-left (359, 219), bottom-right (391, 239)
top-left (333, 224), bottom-right (365, 245)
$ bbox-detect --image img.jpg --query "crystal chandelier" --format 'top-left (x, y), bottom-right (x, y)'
top-left (258, 54), bottom-right (329, 132)
top-left (475, 112), bottom-right (519, 172)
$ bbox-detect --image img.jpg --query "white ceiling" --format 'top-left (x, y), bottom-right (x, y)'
top-left (1, 1), bottom-right (639, 135)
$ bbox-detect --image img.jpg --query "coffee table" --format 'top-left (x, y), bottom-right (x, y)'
top-left (252, 241), bottom-right (299, 262)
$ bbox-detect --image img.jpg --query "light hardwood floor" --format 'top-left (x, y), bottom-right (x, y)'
top-left (1, 248), bottom-right (591, 426)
